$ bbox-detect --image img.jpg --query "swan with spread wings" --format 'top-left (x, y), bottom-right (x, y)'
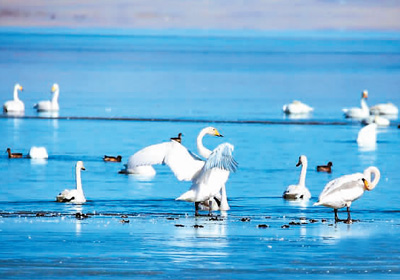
top-left (126, 127), bottom-right (238, 215)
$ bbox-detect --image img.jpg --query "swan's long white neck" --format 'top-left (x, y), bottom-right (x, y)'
top-left (361, 98), bottom-right (369, 111)
top-left (51, 88), bottom-right (59, 104)
top-left (363, 166), bottom-right (380, 190)
top-left (75, 166), bottom-right (83, 194)
top-left (13, 86), bottom-right (20, 101)
top-left (298, 159), bottom-right (308, 186)
top-left (197, 128), bottom-right (212, 159)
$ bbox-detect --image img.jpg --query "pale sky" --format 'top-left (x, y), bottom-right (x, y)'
top-left (0, 0), bottom-right (400, 31)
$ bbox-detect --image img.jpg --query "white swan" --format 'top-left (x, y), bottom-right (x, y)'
top-left (282, 100), bottom-right (314, 115)
top-left (28, 146), bottom-right (48, 159)
top-left (34, 83), bottom-right (60, 112)
top-left (357, 123), bottom-right (377, 148)
top-left (127, 127), bottom-right (238, 214)
top-left (314, 166), bottom-right (380, 223)
top-left (3, 84), bottom-right (24, 113)
top-left (56, 161), bottom-right (86, 203)
top-left (343, 90), bottom-right (369, 119)
top-left (370, 102), bottom-right (398, 116)
top-left (361, 115), bottom-right (390, 127)
top-left (283, 155), bottom-right (311, 200)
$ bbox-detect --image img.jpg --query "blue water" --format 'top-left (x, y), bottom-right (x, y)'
top-left (1, 29), bottom-right (400, 279)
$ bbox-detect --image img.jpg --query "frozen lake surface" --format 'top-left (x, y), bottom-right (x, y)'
top-left (1, 29), bottom-right (400, 279)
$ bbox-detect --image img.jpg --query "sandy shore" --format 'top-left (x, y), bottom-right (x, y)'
top-left (0, 0), bottom-right (400, 31)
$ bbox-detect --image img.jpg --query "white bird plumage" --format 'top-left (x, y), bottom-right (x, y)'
top-left (357, 123), bottom-right (377, 148)
top-left (370, 102), bottom-right (398, 116)
top-left (342, 90), bottom-right (369, 119)
top-left (126, 127), bottom-right (238, 214)
top-left (283, 155), bottom-right (311, 200)
top-left (361, 115), bottom-right (390, 127)
top-left (56, 161), bottom-right (86, 204)
top-left (282, 100), bottom-right (314, 115)
top-left (3, 83), bottom-right (24, 113)
top-left (314, 166), bottom-right (380, 223)
top-left (34, 83), bottom-right (60, 112)
top-left (28, 146), bottom-right (48, 159)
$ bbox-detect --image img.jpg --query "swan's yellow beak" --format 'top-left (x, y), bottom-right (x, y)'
top-left (362, 178), bottom-right (371, 191)
top-left (362, 90), bottom-right (368, 99)
top-left (214, 129), bottom-right (223, 137)
top-left (51, 85), bottom-right (57, 92)
top-left (19, 86), bottom-right (23, 91)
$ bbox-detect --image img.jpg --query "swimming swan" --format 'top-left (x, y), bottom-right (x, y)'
top-left (343, 90), bottom-right (369, 119)
top-left (34, 83), bottom-right (60, 112)
top-left (56, 161), bottom-right (86, 203)
top-left (370, 102), bottom-right (398, 116)
top-left (314, 166), bottom-right (380, 223)
top-left (361, 115), bottom-right (390, 127)
top-left (127, 127), bottom-right (238, 214)
top-left (282, 100), bottom-right (314, 115)
top-left (357, 123), bottom-right (377, 148)
top-left (3, 84), bottom-right (24, 113)
top-left (283, 155), bottom-right (311, 200)
top-left (28, 146), bottom-right (48, 159)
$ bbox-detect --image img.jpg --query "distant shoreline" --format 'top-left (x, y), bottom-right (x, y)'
top-left (1, 26), bottom-right (400, 39)
top-left (1, 0), bottom-right (400, 32)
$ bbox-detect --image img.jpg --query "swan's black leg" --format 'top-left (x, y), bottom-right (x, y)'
top-left (208, 200), bottom-right (213, 216)
top-left (195, 202), bottom-right (200, 216)
top-left (345, 207), bottom-right (352, 224)
top-left (214, 197), bottom-right (221, 208)
top-left (334, 209), bottom-right (339, 223)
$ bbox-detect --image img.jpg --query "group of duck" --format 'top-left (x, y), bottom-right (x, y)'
top-left (283, 89), bottom-right (398, 126)
top-left (3, 83), bottom-right (60, 113)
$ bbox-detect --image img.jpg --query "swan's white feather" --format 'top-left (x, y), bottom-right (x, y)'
top-left (357, 123), bottom-right (377, 147)
top-left (370, 102), bottom-right (398, 115)
top-left (56, 189), bottom-right (83, 203)
top-left (314, 173), bottom-right (365, 209)
top-left (4, 100), bottom-right (24, 112)
top-left (283, 100), bottom-right (313, 114)
top-left (56, 161), bottom-right (86, 204)
top-left (283, 184), bottom-right (311, 200)
top-left (343, 93), bottom-right (369, 119)
top-left (35, 100), bottom-right (58, 111)
top-left (177, 169), bottom-right (230, 202)
top-left (203, 143), bottom-right (238, 173)
top-left (29, 146), bottom-right (48, 159)
top-left (34, 83), bottom-right (60, 112)
top-left (128, 141), bottom-right (205, 181)
top-left (177, 143), bottom-right (237, 203)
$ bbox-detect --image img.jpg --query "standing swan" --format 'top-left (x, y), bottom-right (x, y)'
top-left (56, 161), bottom-right (86, 203)
top-left (283, 155), bottom-right (311, 200)
top-left (314, 166), bottom-right (380, 223)
top-left (126, 127), bottom-right (238, 214)
top-left (34, 83), bottom-right (60, 112)
top-left (3, 84), bottom-right (24, 113)
top-left (342, 90), bottom-right (369, 119)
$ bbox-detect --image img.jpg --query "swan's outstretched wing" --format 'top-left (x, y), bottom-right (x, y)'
top-left (177, 143), bottom-right (238, 202)
top-left (203, 143), bottom-right (238, 173)
top-left (128, 141), bottom-right (205, 181)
